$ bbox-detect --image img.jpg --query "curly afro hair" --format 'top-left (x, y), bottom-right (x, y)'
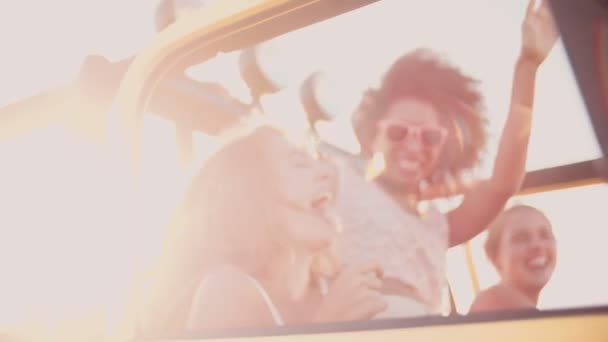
top-left (353, 49), bottom-right (488, 184)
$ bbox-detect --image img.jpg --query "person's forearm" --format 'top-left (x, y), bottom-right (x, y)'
top-left (490, 56), bottom-right (539, 195)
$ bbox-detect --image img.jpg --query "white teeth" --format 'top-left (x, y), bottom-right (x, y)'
top-left (527, 256), bottom-right (547, 268)
top-left (399, 159), bottom-right (420, 170)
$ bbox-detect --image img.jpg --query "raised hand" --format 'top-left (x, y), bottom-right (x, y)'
top-left (520, 0), bottom-right (560, 66)
top-left (313, 263), bottom-right (387, 322)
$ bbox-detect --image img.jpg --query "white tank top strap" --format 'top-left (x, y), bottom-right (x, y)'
top-left (242, 274), bottom-right (285, 326)
top-left (192, 271), bottom-right (285, 328)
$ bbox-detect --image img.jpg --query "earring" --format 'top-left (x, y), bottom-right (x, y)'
top-left (365, 152), bottom-right (385, 181)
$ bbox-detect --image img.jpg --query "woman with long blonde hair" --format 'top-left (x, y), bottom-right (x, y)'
top-left (140, 125), bottom-right (385, 336)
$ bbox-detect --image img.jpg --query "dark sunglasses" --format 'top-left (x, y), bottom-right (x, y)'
top-left (384, 123), bottom-right (448, 147)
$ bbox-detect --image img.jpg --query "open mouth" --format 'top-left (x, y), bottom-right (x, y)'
top-left (395, 151), bottom-right (425, 173)
top-left (525, 255), bottom-right (550, 272)
top-left (398, 158), bottom-right (421, 171)
top-left (310, 192), bottom-right (337, 227)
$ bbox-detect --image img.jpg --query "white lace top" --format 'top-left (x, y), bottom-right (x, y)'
top-left (333, 161), bottom-right (449, 313)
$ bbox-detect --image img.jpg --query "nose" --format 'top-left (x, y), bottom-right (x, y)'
top-left (527, 235), bottom-right (546, 254)
top-left (401, 132), bottom-right (424, 152)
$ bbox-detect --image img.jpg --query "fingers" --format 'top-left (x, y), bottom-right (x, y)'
top-left (538, 0), bottom-right (551, 13)
top-left (361, 271), bottom-right (383, 290)
top-left (526, 0), bottom-right (553, 23)
top-left (319, 268), bottom-right (387, 322)
top-left (537, 0), bottom-right (555, 23)
top-left (347, 262), bottom-right (384, 279)
top-left (539, 1), bottom-right (558, 34)
top-left (536, 3), bottom-right (559, 47)
top-left (347, 290), bottom-right (387, 320)
top-left (526, 0), bottom-right (550, 19)
top-left (328, 263), bottom-right (383, 299)
top-left (525, 0), bottom-right (537, 19)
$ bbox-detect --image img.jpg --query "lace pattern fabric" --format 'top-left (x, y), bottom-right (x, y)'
top-left (334, 161), bottom-right (449, 313)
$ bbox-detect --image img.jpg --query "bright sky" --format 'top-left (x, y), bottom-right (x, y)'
top-left (0, 0), bottom-right (606, 338)
top-left (0, 1), bottom-right (160, 107)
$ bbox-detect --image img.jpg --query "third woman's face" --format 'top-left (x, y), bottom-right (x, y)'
top-left (497, 210), bottom-right (557, 293)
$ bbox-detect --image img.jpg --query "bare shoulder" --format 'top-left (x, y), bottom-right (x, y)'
top-left (469, 284), bottom-right (535, 314)
top-left (186, 265), bottom-right (274, 332)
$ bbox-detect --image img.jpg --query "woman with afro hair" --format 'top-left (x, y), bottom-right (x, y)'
top-left (331, 0), bottom-right (559, 318)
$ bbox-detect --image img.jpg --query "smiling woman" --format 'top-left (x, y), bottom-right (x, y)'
top-left (469, 205), bottom-right (556, 313)
top-left (139, 124), bottom-right (366, 336)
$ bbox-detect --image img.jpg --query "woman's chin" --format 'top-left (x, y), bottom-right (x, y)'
top-left (524, 276), bottom-right (552, 291)
top-left (377, 167), bottom-right (422, 189)
top-left (392, 177), bottom-right (423, 194)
